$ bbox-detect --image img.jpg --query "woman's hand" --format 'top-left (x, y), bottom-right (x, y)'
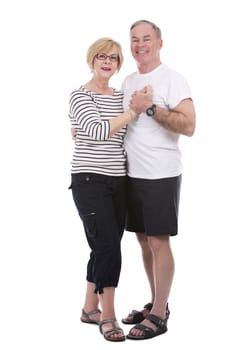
top-left (71, 127), bottom-right (77, 141)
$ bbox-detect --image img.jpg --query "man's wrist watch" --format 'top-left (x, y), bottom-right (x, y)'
top-left (146, 104), bottom-right (156, 117)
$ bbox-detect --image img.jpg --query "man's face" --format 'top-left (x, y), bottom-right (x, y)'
top-left (130, 23), bottom-right (162, 67)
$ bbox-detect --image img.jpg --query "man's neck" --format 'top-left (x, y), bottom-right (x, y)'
top-left (137, 60), bottom-right (162, 74)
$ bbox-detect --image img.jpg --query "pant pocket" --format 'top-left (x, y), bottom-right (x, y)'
top-left (82, 212), bottom-right (97, 239)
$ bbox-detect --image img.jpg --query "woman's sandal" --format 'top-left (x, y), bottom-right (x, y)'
top-left (127, 305), bottom-right (170, 340)
top-left (80, 308), bottom-right (101, 325)
top-left (99, 319), bottom-right (126, 342)
top-left (121, 302), bottom-right (153, 324)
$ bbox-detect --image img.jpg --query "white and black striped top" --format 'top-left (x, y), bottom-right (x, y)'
top-left (69, 86), bottom-right (127, 176)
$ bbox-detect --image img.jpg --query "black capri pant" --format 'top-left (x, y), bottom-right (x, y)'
top-left (69, 173), bottom-right (127, 294)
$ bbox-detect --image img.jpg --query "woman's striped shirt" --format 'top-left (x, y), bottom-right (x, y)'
top-left (69, 86), bottom-right (127, 176)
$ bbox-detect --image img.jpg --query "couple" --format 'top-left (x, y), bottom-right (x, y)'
top-left (68, 19), bottom-right (196, 342)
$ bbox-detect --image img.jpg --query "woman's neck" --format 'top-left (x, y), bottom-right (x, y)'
top-left (85, 78), bottom-right (113, 95)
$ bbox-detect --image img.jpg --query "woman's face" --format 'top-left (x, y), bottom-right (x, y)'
top-left (92, 47), bottom-right (119, 79)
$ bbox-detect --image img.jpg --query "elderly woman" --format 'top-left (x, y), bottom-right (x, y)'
top-left (68, 37), bottom-right (138, 342)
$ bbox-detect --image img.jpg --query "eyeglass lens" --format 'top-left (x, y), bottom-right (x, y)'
top-left (96, 53), bottom-right (118, 62)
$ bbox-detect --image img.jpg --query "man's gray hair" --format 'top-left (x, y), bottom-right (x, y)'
top-left (130, 20), bottom-right (162, 38)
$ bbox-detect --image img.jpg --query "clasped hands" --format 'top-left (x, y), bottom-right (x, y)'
top-left (129, 85), bottom-right (154, 116)
top-left (71, 85), bottom-right (154, 140)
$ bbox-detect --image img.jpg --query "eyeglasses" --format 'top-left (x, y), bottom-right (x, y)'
top-left (95, 53), bottom-right (119, 62)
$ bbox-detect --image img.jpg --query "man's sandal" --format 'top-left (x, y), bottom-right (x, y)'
top-left (80, 308), bottom-right (101, 325)
top-left (126, 313), bottom-right (169, 340)
top-left (121, 302), bottom-right (153, 324)
top-left (99, 319), bottom-right (125, 342)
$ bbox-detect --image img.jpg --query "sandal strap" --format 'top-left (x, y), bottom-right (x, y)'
top-left (143, 302), bottom-right (153, 311)
top-left (82, 308), bottom-right (101, 319)
top-left (166, 303), bottom-right (170, 319)
top-left (128, 302), bottom-right (152, 316)
top-left (82, 308), bottom-right (101, 316)
top-left (104, 327), bottom-right (124, 337)
top-left (144, 302), bottom-right (170, 317)
top-left (99, 319), bottom-right (125, 341)
top-left (99, 319), bottom-right (117, 334)
top-left (146, 314), bottom-right (167, 329)
top-left (129, 310), bottom-right (139, 315)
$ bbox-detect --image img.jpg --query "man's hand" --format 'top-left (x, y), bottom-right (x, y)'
top-left (129, 85), bottom-right (154, 114)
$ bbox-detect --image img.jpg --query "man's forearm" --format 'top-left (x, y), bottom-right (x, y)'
top-left (154, 107), bottom-right (195, 137)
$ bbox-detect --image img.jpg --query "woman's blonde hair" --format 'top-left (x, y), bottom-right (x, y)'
top-left (87, 37), bottom-right (124, 72)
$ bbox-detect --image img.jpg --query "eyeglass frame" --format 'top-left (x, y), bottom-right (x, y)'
top-left (95, 53), bottom-right (119, 62)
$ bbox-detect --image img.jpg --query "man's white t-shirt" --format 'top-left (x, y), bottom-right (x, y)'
top-left (122, 64), bottom-right (192, 179)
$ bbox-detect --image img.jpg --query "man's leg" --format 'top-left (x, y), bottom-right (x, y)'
top-left (128, 235), bottom-right (174, 337)
top-left (136, 232), bottom-right (155, 303)
top-left (122, 232), bottom-right (155, 323)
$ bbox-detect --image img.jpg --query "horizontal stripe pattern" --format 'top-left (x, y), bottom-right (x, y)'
top-left (69, 86), bottom-right (127, 176)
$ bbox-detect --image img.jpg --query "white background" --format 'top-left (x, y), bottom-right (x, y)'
top-left (1, 0), bottom-right (232, 349)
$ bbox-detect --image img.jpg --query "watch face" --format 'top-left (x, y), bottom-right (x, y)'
top-left (146, 104), bottom-right (156, 116)
top-left (146, 107), bottom-right (154, 116)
